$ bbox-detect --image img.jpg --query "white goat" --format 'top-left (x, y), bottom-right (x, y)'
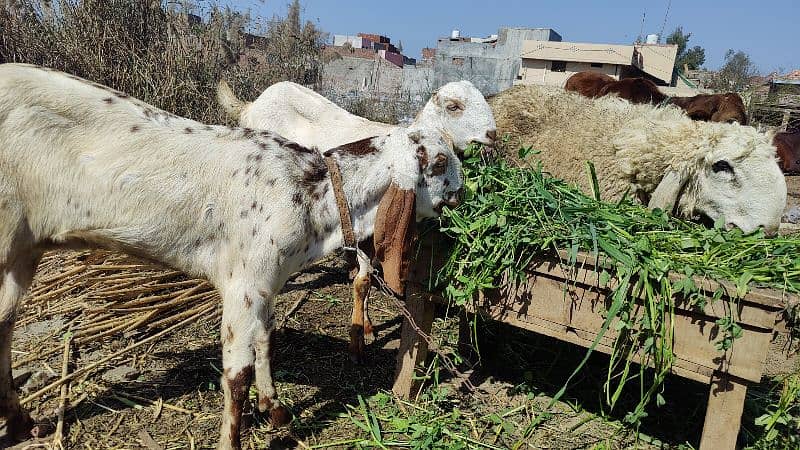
top-left (0, 64), bottom-right (464, 450)
top-left (217, 79), bottom-right (497, 152)
top-left (218, 79), bottom-right (494, 360)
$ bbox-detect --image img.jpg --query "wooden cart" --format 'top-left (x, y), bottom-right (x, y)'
top-left (391, 240), bottom-right (798, 450)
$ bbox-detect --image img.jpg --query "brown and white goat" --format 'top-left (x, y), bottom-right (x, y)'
top-left (0, 63), bottom-right (464, 449)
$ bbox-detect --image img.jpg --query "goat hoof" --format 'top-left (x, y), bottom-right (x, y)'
top-left (269, 405), bottom-right (291, 427)
top-left (363, 324), bottom-right (376, 343)
top-left (348, 349), bottom-right (367, 365)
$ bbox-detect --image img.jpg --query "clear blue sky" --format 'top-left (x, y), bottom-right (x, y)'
top-left (223, 0), bottom-right (797, 74)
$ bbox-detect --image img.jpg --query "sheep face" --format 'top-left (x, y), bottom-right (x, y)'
top-left (430, 80), bottom-right (497, 150)
top-left (407, 128), bottom-right (464, 218)
top-left (684, 129), bottom-right (786, 235)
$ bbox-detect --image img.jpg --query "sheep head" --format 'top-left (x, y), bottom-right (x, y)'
top-left (646, 123), bottom-right (786, 235)
top-left (419, 80), bottom-right (497, 152)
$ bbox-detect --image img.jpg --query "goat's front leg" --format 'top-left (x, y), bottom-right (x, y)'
top-left (348, 248), bottom-right (374, 364)
top-left (218, 283), bottom-right (261, 450)
top-left (1, 256), bottom-right (40, 442)
top-left (253, 291), bottom-right (290, 426)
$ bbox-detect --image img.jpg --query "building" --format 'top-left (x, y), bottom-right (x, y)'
top-left (434, 27), bottom-right (681, 95)
top-left (518, 40), bottom-right (677, 87)
top-left (330, 32), bottom-right (406, 68)
top-left (434, 27), bottom-right (562, 95)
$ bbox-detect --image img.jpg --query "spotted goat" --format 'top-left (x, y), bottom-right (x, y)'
top-left (0, 63), bottom-right (464, 450)
top-left (218, 79), bottom-right (495, 361)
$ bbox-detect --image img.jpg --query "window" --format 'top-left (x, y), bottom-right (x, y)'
top-left (551, 60), bottom-right (566, 72)
top-left (452, 57), bottom-right (465, 66)
top-left (591, 62), bottom-right (603, 68)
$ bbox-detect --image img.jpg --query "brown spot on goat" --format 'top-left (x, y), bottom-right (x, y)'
top-left (430, 153), bottom-right (448, 176)
top-left (130, 125), bottom-right (140, 132)
top-left (103, 97), bottom-right (114, 104)
top-left (184, 127), bottom-right (193, 134)
top-left (286, 141), bottom-right (313, 153)
top-left (225, 365), bottom-right (254, 449)
top-left (292, 192), bottom-right (303, 205)
top-left (244, 294), bottom-right (252, 308)
top-left (335, 137), bottom-right (379, 155)
top-left (226, 324), bottom-right (235, 343)
top-left (302, 158), bottom-right (328, 188)
top-left (416, 146), bottom-right (428, 169)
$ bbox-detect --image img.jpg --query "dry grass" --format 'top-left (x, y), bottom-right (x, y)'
top-left (0, 0), bottom-right (325, 124)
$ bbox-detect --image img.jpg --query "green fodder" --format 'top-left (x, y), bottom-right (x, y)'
top-left (438, 148), bottom-right (800, 435)
top-left (0, 0), bottom-right (324, 124)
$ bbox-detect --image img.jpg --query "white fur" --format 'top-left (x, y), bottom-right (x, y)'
top-left (490, 85), bottom-right (787, 235)
top-left (0, 63), bottom-right (463, 450)
top-left (217, 79), bottom-right (497, 151)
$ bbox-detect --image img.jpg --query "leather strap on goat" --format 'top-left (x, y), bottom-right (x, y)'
top-left (324, 155), bottom-right (357, 254)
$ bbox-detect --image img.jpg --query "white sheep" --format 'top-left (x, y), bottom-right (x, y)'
top-left (218, 79), bottom-right (495, 360)
top-left (217, 79), bottom-right (497, 152)
top-left (0, 63), bottom-right (464, 450)
top-left (489, 85), bottom-right (786, 235)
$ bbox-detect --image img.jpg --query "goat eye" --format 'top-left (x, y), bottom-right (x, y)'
top-left (712, 160), bottom-right (733, 173)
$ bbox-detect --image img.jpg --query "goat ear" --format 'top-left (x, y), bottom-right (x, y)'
top-left (648, 170), bottom-right (687, 213)
top-left (373, 182), bottom-right (417, 296)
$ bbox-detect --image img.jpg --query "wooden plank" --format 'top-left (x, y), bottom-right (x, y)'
top-left (487, 269), bottom-right (774, 382)
top-left (552, 250), bottom-right (792, 313)
top-left (392, 291), bottom-right (436, 400)
top-left (699, 372), bottom-right (748, 450)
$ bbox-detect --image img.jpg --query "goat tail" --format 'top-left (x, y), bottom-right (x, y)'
top-left (217, 79), bottom-right (248, 122)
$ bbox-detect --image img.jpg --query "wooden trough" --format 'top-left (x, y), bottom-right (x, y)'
top-left (391, 236), bottom-right (798, 450)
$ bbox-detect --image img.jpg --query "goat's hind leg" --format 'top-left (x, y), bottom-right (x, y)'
top-left (0, 255), bottom-right (40, 442)
top-left (253, 292), bottom-right (290, 427)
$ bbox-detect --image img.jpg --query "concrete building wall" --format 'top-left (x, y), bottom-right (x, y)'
top-left (322, 56), bottom-right (433, 98)
top-left (518, 60), bottom-right (620, 87)
top-left (433, 27), bottom-right (561, 95)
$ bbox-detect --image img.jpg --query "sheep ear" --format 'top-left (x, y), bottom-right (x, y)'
top-left (373, 182), bottom-right (417, 296)
top-left (648, 170), bottom-right (687, 213)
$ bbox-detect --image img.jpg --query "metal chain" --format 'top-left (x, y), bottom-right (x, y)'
top-left (342, 245), bottom-right (476, 391)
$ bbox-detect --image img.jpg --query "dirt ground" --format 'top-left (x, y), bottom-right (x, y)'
top-left (0, 255), bottom-right (673, 450)
top-left (1, 177), bottom-right (798, 449)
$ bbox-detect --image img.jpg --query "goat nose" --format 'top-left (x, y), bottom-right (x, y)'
top-left (486, 130), bottom-right (497, 142)
top-left (763, 223), bottom-right (779, 237)
top-left (453, 187), bottom-right (465, 204)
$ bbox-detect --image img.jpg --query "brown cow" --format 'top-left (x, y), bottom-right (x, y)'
top-left (597, 77), bottom-right (667, 105)
top-left (668, 93), bottom-right (748, 125)
top-left (564, 71), bottom-right (615, 98)
top-left (566, 72), bottom-right (749, 125)
top-left (774, 129), bottom-right (800, 173)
